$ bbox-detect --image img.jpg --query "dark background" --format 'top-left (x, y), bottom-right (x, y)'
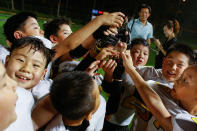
top-left (0, 0), bottom-right (196, 47)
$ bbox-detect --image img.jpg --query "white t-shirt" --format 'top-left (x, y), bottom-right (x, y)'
top-left (108, 66), bottom-right (173, 127)
top-left (45, 95), bottom-right (106, 131)
top-left (31, 79), bottom-right (53, 102)
top-left (0, 45), bottom-right (9, 64)
top-left (5, 87), bottom-right (34, 131)
top-left (146, 80), bottom-right (197, 131)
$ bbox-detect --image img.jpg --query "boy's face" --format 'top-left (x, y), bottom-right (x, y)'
top-left (162, 51), bottom-right (189, 82)
top-left (22, 16), bottom-right (44, 37)
top-left (130, 44), bottom-right (149, 67)
top-left (172, 66), bottom-right (197, 104)
top-left (55, 24), bottom-right (72, 44)
top-left (0, 62), bottom-right (18, 130)
top-left (138, 8), bottom-right (150, 22)
top-left (6, 45), bottom-right (47, 89)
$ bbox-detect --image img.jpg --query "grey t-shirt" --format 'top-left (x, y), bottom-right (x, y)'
top-left (108, 66), bottom-right (173, 126)
top-left (146, 80), bottom-right (197, 131)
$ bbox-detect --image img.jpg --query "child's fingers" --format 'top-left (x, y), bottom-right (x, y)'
top-left (108, 60), bottom-right (117, 69)
top-left (99, 60), bottom-right (106, 68)
top-left (89, 60), bottom-right (100, 69)
top-left (103, 59), bottom-right (113, 68)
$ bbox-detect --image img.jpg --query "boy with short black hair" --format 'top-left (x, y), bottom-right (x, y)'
top-left (3, 12), bottom-right (43, 45)
top-left (44, 18), bottom-right (72, 45)
top-left (4, 37), bottom-right (54, 131)
top-left (45, 71), bottom-right (101, 131)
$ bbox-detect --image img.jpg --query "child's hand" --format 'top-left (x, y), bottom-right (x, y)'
top-left (115, 42), bottom-right (127, 53)
top-left (104, 27), bottom-right (118, 36)
top-left (101, 59), bottom-right (117, 83)
top-left (86, 60), bottom-right (100, 76)
top-left (121, 51), bottom-right (134, 72)
top-left (95, 46), bottom-right (117, 60)
top-left (100, 12), bottom-right (125, 27)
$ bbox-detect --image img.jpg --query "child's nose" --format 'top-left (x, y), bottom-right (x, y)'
top-left (21, 63), bottom-right (31, 73)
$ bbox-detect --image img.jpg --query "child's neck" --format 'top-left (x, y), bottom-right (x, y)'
top-left (62, 117), bottom-right (84, 126)
top-left (181, 101), bottom-right (197, 116)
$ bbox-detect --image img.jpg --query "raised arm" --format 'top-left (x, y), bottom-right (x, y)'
top-left (121, 51), bottom-right (172, 131)
top-left (53, 12), bottom-right (125, 59)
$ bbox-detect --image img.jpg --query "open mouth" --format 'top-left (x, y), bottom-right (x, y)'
top-left (137, 59), bottom-right (143, 64)
top-left (15, 74), bottom-right (31, 81)
top-left (167, 71), bottom-right (176, 76)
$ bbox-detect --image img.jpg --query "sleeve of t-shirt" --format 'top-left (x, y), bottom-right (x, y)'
top-left (147, 24), bottom-right (153, 39)
top-left (171, 113), bottom-right (197, 131)
top-left (135, 66), bottom-right (159, 80)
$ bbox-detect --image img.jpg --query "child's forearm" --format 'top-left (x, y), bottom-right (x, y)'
top-left (53, 12), bottom-right (124, 59)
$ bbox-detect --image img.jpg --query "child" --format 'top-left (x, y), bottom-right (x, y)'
top-left (124, 43), bottom-right (194, 131)
top-left (121, 49), bottom-right (197, 131)
top-left (44, 71), bottom-right (103, 131)
top-left (0, 62), bottom-right (18, 130)
top-left (3, 12), bottom-right (53, 79)
top-left (5, 37), bottom-right (54, 90)
top-left (102, 38), bottom-right (150, 130)
top-left (44, 18), bottom-right (72, 46)
top-left (3, 12), bottom-right (44, 45)
top-left (4, 37), bottom-right (54, 131)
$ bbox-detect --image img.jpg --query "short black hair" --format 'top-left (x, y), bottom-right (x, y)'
top-left (44, 18), bottom-right (71, 40)
top-left (9, 37), bottom-right (54, 68)
top-left (50, 71), bottom-right (96, 120)
top-left (129, 38), bottom-right (149, 50)
top-left (3, 12), bottom-right (37, 44)
top-left (166, 43), bottom-right (195, 65)
top-left (138, 3), bottom-right (151, 14)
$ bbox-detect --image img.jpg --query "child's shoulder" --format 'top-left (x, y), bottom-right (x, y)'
top-left (172, 113), bottom-right (197, 131)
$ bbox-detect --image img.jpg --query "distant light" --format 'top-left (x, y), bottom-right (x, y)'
top-left (92, 9), bottom-right (98, 14)
top-left (98, 11), bottom-right (103, 14)
top-left (182, 0), bottom-right (186, 2)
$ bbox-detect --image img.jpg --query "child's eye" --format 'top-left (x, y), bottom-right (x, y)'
top-left (16, 59), bottom-right (24, 62)
top-left (183, 78), bottom-right (188, 84)
top-left (33, 64), bottom-right (40, 68)
top-left (177, 64), bottom-right (184, 68)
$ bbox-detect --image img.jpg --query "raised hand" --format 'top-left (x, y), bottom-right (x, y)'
top-left (95, 46), bottom-right (117, 60)
top-left (86, 60), bottom-right (100, 76)
top-left (99, 12), bottom-right (125, 28)
top-left (121, 50), bottom-right (134, 72)
top-left (101, 59), bottom-right (117, 83)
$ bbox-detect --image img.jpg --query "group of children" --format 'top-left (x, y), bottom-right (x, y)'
top-left (0, 8), bottom-right (196, 131)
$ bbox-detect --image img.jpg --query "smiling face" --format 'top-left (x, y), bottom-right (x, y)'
top-left (6, 45), bottom-right (47, 89)
top-left (138, 8), bottom-right (150, 22)
top-left (0, 62), bottom-right (18, 130)
top-left (172, 66), bottom-right (197, 105)
top-left (130, 44), bottom-right (149, 67)
top-left (162, 51), bottom-right (189, 82)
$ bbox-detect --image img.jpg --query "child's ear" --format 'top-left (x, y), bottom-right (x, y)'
top-left (5, 55), bottom-right (10, 67)
top-left (14, 31), bottom-right (25, 39)
top-left (85, 112), bottom-right (93, 121)
top-left (49, 35), bottom-right (58, 44)
top-left (41, 69), bottom-right (47, 80)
